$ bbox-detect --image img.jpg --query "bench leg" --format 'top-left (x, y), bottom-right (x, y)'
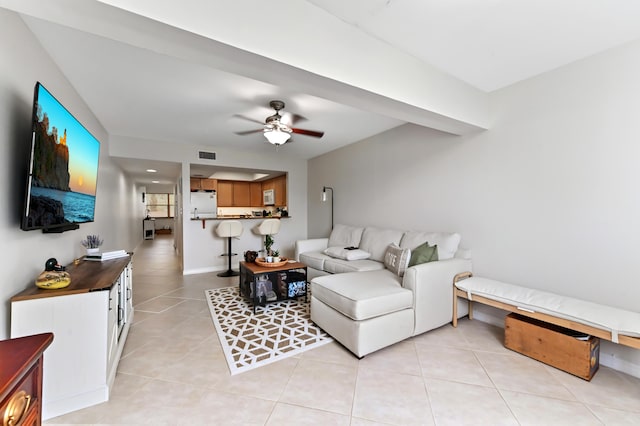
top-left (452, 291), bottom-right (458, 327)
top-left (468, 300), bottom-right (474, 320)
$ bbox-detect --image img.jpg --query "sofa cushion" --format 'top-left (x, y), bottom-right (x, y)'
top-left (383, 243), bottom-right (411, 277)
top-left (299, 251), bottom-right (330, 270)
top-left (323, 258), bottom-right (385, 274)
top-left (400, 231), bottom-right (461, 260)
top-left (359, 227), bottom-right (404, 262)
top-left (311, 270), bottom-right (410, 321)
top-left (324, 246), bottom-right (371, 261)
top-left (328, 224), bottom-right (364, 248)
top-left (408, 242), bottom-right (438, 267)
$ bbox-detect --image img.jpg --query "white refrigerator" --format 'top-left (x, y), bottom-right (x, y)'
top-left (190, 191), bottom-right (217, 218)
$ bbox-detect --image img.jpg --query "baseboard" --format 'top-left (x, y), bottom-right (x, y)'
top-left (470, 306), bottom-right (640, 380)
top-left (43, 386), bottom-right (108, 421)
top-left (183, 264), bottom-right (238, 275)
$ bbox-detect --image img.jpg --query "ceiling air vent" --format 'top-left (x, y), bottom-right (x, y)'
top-left (198, 151), bottom-right (216, 160)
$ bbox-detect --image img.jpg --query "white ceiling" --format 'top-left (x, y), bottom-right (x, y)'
top-left (308, 0), bottom-right (640, 91)
top-left (8, 0), bottom-right (640, 184)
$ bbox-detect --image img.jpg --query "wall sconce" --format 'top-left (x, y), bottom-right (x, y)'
top-left (322, 186), bottom-right (334, 230)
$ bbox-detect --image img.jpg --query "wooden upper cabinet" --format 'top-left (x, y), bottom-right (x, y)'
top-left (201, 179), bottom-right (217, 191)
top-left (274, 175), bottom-right (286, 206)
top-left (216, 176), bottom-right (286, 208)
top-left (189, 178), bottom-right (201, 191)
top-left (190, 178), bottom-right (217, 192)
top-left (217, 181), bottom-right (233, 207)
top-left (250, 182), bottom-right (263, 207)
top-left (258, 175), bottom-right (287, 207)
top-left (233, 182), bottom-right (251, 207)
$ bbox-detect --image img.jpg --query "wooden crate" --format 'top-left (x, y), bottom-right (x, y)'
top-left (504, 313), bottom-right (599, 381)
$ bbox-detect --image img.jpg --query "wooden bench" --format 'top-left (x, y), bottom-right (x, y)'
top-left (452, 272), bottom-right (640, 350)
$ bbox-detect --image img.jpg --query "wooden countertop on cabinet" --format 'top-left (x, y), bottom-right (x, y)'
top-left (11, 255), bottom-right (132, 302)
top-left (0, 332), bottom-right (53, 426)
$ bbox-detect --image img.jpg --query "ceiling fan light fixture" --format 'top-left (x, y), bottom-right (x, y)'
top-left (264, 128), bottom-right (291, 145)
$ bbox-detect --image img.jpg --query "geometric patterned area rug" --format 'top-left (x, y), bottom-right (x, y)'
top-left (205, 286), bottom-right (333, 375)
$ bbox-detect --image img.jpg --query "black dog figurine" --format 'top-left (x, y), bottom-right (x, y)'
top-left (244, 250), bottom-right (258, 263)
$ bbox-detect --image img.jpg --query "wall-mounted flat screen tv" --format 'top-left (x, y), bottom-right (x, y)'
top-left (21, 82), bottom-right (100, 232)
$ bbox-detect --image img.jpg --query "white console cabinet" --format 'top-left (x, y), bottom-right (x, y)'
top-left (10, 256), bottom-right (133, 420)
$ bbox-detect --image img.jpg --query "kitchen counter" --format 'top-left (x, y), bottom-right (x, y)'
top-left (190, 215), bottom-right (290, 228)
top-left (190, 215), bottom-right (290, 220)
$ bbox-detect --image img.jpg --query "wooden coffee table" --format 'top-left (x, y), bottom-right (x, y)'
top-left (239, 260), bottom-right (307, 313)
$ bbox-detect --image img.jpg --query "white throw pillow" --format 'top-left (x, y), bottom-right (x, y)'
top-left (324, 246), bottom-right (371, 261)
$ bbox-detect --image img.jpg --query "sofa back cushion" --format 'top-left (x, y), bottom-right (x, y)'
top-left (328, 224), bottom-right (364, 248)
top-left (359, 227), bottom-right (404, 262)
top-left (400, 231), bottom-right (461, 260)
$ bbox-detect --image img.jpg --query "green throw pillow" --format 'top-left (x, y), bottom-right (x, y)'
top-left (408, 242), bottom-right (438, 267)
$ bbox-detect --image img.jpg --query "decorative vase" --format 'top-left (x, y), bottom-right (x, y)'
top-left (265, 256), bottom-right (273, 263)
top-left (86, 248), bottom-right (100, 256)
top-left (273, 257), bottom-right (281, 263)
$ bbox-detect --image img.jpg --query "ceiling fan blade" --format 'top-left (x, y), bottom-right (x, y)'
top-left (289, 113), bottom-right (307, 125)
top-left (232, 114), bottom-right (265, 125)
top-left (234, 129), bottom-right (263, 136)
top-left (292, 128), bottom-right (324, 138)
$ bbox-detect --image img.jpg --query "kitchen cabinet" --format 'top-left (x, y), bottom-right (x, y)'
top-left (201, 178), bottom-right (217, 191)
top-left (10, 256), bottom-right (133, 420)
top-left (250, 182), bottom-right (263, 207)
top-left (217, 181), bottom-right (233, 206)
top-left (190, 178), bottom-right (217, 192)
top-left (216, 176), bottom-right (286, 208)
top-left (262, 175), bottom-right (287, 206)
top-left (189, 178), bottom-right (200, 191)
top-left (233, 182), bottom-right (251, 206)
top-left (274, 175), bottom-right (287, 206)
top-left (217, 181), bottom-right (255, 207)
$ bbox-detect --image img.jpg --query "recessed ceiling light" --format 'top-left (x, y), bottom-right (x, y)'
top-left (146, 169), bottom-right (157, 173)
top-left (152, 180), bottom-right (159, 183)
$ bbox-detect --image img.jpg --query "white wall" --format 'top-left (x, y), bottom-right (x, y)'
top-left (308, 39), bottom-right (640, 377)
top-left (0, 9), bottom-right (139, 339)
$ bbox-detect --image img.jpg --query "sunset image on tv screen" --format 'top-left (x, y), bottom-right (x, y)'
top-left (24, 83), bottom-right (100, 229)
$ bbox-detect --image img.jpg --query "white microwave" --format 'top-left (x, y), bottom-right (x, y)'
top-left (263, 189), bottom-right (275, 205)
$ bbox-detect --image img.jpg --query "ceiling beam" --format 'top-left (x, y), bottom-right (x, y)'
top-left (0, 0), bottom-right (490, 135)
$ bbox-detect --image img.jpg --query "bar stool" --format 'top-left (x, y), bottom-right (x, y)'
top-left (253, 218), bottom-right (281, 254)
top-left (215, 220), bottom-right (243, 277)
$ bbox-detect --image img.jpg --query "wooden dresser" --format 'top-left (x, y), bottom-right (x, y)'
top-left (0, 333), bottom-right (53, 426)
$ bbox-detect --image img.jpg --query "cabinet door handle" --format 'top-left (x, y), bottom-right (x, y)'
top-left (4, 390), bottom-right (31, 426)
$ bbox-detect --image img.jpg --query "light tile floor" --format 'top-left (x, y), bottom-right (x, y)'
top-left (46, 235), bottom-right (640, 425)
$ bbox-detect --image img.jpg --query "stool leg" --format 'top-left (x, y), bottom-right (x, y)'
top-left (217, 236), bottom-right (239, 277)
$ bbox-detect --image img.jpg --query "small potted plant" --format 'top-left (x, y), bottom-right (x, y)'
top-left (264, 234), bottom-right (274, 262)
top-left (81, 234), bottom-right (103, 255)
top-left (272, 250), bottom-right (280, 263)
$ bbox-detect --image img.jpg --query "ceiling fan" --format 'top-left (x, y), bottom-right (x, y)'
top-left (234, 100), bottom-right (325, 146)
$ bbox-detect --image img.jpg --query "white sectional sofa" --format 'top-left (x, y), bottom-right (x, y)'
top-left (295, 224), bottom-right (472, 357)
